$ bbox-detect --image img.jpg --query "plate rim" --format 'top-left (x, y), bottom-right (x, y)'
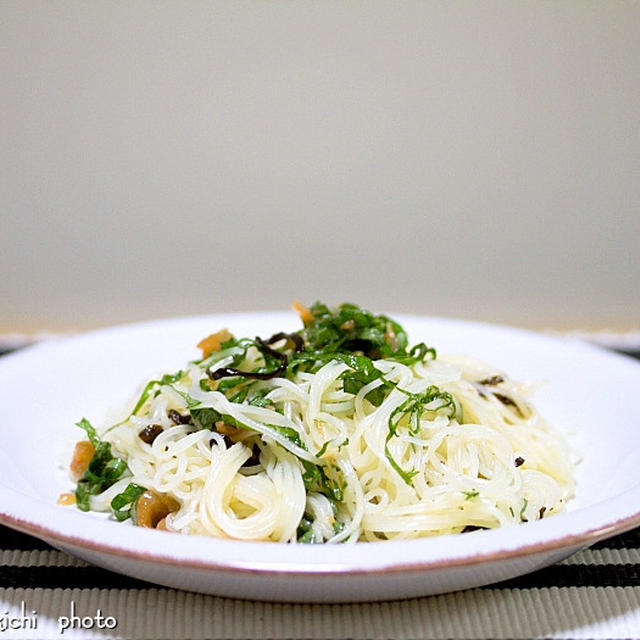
top-left (1, 501), bottom-right (639, 577)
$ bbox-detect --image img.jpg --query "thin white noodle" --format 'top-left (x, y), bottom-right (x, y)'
top-left (84, 342), bottom-right (575, 543)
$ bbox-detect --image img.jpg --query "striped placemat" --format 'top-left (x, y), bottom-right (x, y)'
top-left (1, 344), bottom-right (639, 639)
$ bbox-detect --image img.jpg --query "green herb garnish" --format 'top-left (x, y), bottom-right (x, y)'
top-left (131, 371), bottom-right (185, 416)
top-left (301, 460), bottom-right (345, 503)
top-left (384, 386), bottom-right (458, 485)
top-left (74, 418), bottom-right (128, 511)
top-left (110, 483), bottom-right (147, 522)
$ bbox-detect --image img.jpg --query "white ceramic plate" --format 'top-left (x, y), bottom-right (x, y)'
top-left (1, 312), bottom-right (639, 602)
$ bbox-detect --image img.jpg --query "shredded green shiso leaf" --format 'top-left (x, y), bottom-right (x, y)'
top-left (74, 418), bottom-right (128, 511)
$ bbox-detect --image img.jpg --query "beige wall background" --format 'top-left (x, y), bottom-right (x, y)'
top-left (1, 1), bottom-right (638, 334)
